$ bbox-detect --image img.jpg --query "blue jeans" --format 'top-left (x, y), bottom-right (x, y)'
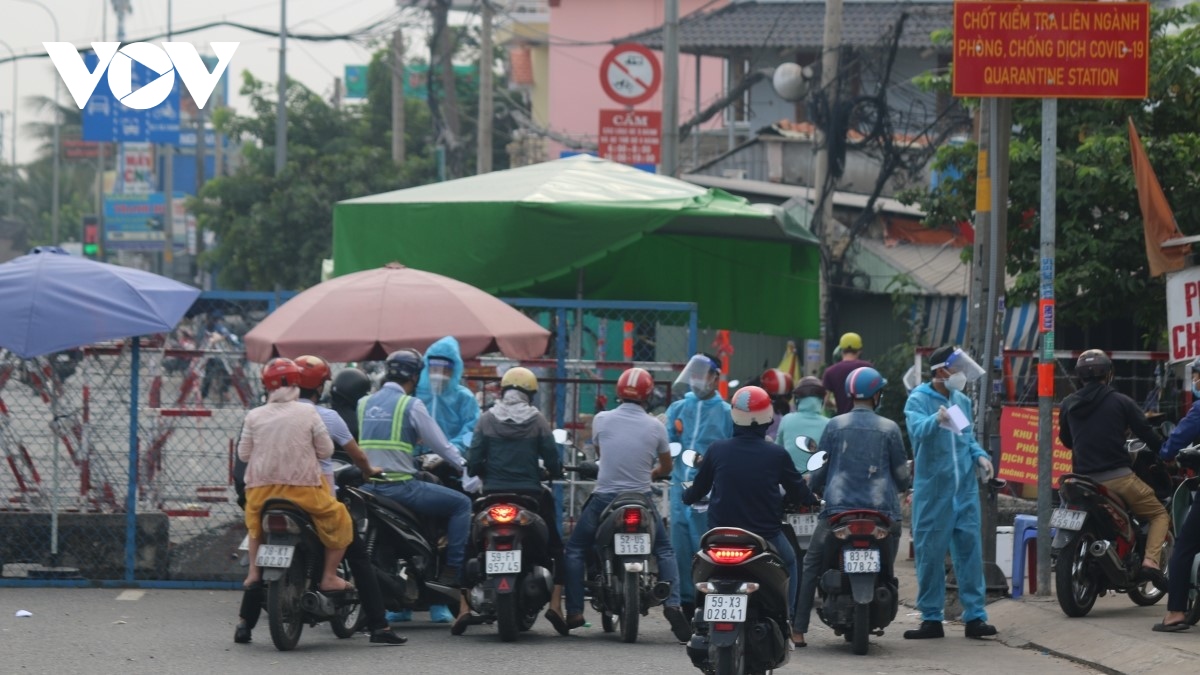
top-left (565, 491), bottom-right (681, 616)
top-left (767, 530), bottom-right (797, 623)
top-left (365, 478), bottom-right (471, 569)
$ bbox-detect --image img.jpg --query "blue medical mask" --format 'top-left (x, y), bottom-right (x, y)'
top-left (1192, 377), bottom-right (1200, 398)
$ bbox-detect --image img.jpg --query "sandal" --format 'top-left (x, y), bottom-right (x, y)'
top-left (451, 612), bottom-right (481, 636)
top-left (1151, 621), bottom-right (1190, 633)
top-left (318, 580), bottom-right (356, 594)
top-left (544, 610), bottom-right (570, 636)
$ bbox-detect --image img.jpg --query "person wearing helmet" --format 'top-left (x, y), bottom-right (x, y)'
top-left (233, 356), bottom-right (406, 646)
top-left (759, 368), bottom-right (794, 442)
top-left (903, 345), bottom-right (997, 640)
top-left (237, 358), bottom-right (353, 616)
top-left (412, 337), bottom-right (482, 624)
top-left (459, 366), bottom-right (564, 635)
top-left (1059, 348), bottom-right (1169, 592)
top-left (1153, 356), bottom-right (1200, 632)
top-left (775, 376), bottom-right (830, 472)
top-left (821, 332), bottom-right (872, 415)
top-left (561, 368), bottom-right (692, 642)
top-left (792, 366), bottom-right (909, 647)
top-left (357, 348), bottom-right (478, 627)
top-left (683, 386), bottom-right (819, 636)
top-left (329, 367), bottom-right (373, 440)
top-left (665, 353), bottom-right (733, 615)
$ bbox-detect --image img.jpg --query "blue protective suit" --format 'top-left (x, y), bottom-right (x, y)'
top-left (665, 391), bottom-right (732, 604)
top-left (775, 397), bottom-right (830, 473)
top-left (904, 382), bottom-right (990, 622)
top-left (415, 337), bottom-right (480, 455)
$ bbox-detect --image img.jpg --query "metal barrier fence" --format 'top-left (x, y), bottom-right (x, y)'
top-left (0, 294), bottom-right (696, 587)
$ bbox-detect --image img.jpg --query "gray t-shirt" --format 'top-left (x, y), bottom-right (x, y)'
top-left (592, 402), bottom-right (669, 494)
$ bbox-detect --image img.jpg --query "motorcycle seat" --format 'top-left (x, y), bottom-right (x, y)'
top-left (359, 489), bottom-right (424, 523)
top-left (603, 492), bottom-right (654, 513)
top-left (474, 492), bottom-right (541, 512)
top-left (1060, 473), bottom-right (1128, 510)
top-left (700, 526), bottom-right (769, 553)
top-left (261, 499), bottom-right (315, 526)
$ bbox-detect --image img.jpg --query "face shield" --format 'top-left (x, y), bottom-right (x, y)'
top-left (673, 354), bottom-right (720, 397)
top-left (932, 348), bottom-right (985, 382)
top-left (427, 358), bottom-right (454, 395)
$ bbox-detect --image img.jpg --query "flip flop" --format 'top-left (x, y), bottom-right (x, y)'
top-left (1152, 621), bottom-right (1190, 633)
top-left (544, 610), bottom-right (570, 636)
top-left (318, 581), bottom-right (356, 594)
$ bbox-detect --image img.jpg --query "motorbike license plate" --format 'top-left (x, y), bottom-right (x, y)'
top-left (702, 594), bottom-right (747, 623)
top-left (614, 533), bottom-right (651, 556)
top-left (842, 548), bottom-right (881, 573)
top-left (255, 544), bottom-right (295, 568)
top-left (485, 550), bottom-right (522, 575)
top-left (1050, 508), bottom-right (1087, 531)
top-left (788, 513), bottom-right (818, 537)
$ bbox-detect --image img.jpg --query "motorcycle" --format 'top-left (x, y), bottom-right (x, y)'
top-left (782, 437), bottom-right (822, 566)
top-left (563, 459), bottom-right (673, 643)
top-left (1051, 439), bottom-right (1174, 617)
top-left (1170, 444), bottom-right (1200, 625)
top-left (253, 464), bottom-right (366, 651)
top-left (811, 507), bottom-right (898, 655)
top-left (679, 450), bottom-right (790, 675)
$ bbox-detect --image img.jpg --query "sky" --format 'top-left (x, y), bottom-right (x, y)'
top-left (0, 0), bottom-right (476, 164)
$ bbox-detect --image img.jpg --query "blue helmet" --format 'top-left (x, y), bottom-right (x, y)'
top-left (385, 348), bottom-right (424, 383)
top-left (846, 366), bottom-right (887, 399)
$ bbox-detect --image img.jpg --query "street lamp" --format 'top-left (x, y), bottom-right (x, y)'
top-left (0, 39), bottom-right (16, 218)
top-left (15, 0), bottom-right (60, 245)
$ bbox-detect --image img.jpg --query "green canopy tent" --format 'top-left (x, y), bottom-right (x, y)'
top-left (332, 155), bottom-right (819, 337)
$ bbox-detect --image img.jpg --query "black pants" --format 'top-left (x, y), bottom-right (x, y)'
top-left (483, 489), bottom-right (565, 584)
top-left (1167, 499), bottom-right (1200, 613)
top-left (239, 533), bottom-right (389, 632)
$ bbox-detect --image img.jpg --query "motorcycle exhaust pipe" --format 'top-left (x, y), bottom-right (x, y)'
top-left (1087, 540), bottom-right (1126, 585)
top-left (652, 581), bottom-right (672, 601)
top-left (301, 590), bottom-right (337, 618)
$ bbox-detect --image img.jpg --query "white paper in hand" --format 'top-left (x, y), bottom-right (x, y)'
top-left (938, 404), bottom-right (970, 434)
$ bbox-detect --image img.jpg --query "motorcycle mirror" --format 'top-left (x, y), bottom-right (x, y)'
top-left (681, 449), bottom-right (699, 468)
top-left (794, 436), bottom-right (817, 454)
top-left (669, 442), bottom-right (683, 457)
top-left (552, 428), bottom-right (569, 445)
top-left (728, 379), bottom-right (740, 389)
top-left (806, 450), bottom-right (828, 473)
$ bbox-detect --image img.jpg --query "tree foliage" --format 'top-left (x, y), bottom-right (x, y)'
top-left (902, 5), bottom-right (1200, 344)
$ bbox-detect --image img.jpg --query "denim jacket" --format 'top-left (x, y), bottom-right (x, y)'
top-left (810, 407), bottom-right (910, 520)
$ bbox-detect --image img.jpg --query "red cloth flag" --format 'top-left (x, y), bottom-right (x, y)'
top-left (1128, 118), bottom-right (1190, 277)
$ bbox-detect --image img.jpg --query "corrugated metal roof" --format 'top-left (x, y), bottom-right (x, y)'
top-left (854, 239), bottom-right (969, 296)
top-left (682, 173), bottom-right (926, 217)
top-left (623, 1), bottom-right (954, 53)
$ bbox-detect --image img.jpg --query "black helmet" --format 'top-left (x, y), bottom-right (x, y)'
top-left (1074, 349), bottom-right (1112, 382)
top-left (385, 348), bottom-right (424, 383)
top-left (331, 367), bottom-right (371, 406)
top-left (792, 376), bottom-right (826, 400)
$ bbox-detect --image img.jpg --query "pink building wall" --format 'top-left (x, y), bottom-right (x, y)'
top-left (547, 0), bottom-right (729, 162)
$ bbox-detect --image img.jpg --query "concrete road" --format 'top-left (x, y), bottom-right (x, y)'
top-left (2, 588), bottom-right (1098, 674)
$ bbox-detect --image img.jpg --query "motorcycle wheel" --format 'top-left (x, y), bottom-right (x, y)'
top-left (601, 611), bottom-right (615, 633)
top-left (329, 560), bottom-right (366, 638)
top-left (711, 638), bottom-right (745, 675)
top-left (267, 560), bottom-right (307, 651)
top-left (1055, 532), bottom-right (1099, 617)
top-left (496, 590), bottom-right (520, 642)
top-left (519, 608), bottom-right (538, 632)
top-left (851, 603), bottom-right (870, 655)
top-left (619, 571), bottom-right (640, 643)
top-left (1129, 538), bottom-right (1172, 607)
top-left (1186, 574), bottom-right (1200, 625)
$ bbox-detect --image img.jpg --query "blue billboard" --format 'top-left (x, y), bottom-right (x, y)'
top-left (103, 192), bottom-right (187, 252)
top-left (81, 52), bottom-right (181, 145)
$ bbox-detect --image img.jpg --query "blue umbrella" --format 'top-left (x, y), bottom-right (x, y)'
top-left (0, 247), bottom-right (200, 358)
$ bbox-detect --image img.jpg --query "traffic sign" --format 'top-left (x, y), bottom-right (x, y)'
top-left (599, 43), bottom-right (661, 107)
top-left (598, 109), bottom-right (661, 165)
top-left (81, 51), bottom-right (181, 144)
top-left (952, 1), bottom-right (1150, 99)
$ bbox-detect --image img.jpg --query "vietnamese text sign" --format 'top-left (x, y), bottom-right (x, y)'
top-left (997, 406), bottom-right (1073, 485)
top-left (953, 1), bottom-right (1150, 99)
top-left (598, 109), bottom-right (661, 166)
top-left (1166, 267), bottom-right (1200, 363)
top-left (103, 192), bottom-right (187, 251)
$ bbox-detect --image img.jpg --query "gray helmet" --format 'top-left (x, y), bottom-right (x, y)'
top-left (385, 349), bottom-right (424, 383)
top-left (1074, 349), bottom-right (1112, 382)
top-left (792, 376), bottom-right (825, 400)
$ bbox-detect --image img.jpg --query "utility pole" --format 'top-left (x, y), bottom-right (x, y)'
top-left (275, 0), bottom-right (288, 175)
top-left (432, 0), bottom-right (461, 178)
top-left (477, 0), bottom-right (494, 174)
top-left (814, 0), bottom-right (843, 355)
top-left (661, 0), bottom-right (679, 176)
top-left (391, 0), bottom-right (405, 165)
top-left (163, 0), bottom-right (174, 276)
top-left (1036, 97), bottom-right (1057, 597)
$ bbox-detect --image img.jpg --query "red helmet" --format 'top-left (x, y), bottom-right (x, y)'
top-left (759, 368), bottom-right (793, 397)
top-left (261, 358), bottom-right (302, 391)
top-left (730, 385), bottom-right (774, 426)
top-left (616, 367), bottom-right (655, 403)
top-left (294, 355), bottom-right (332, 391)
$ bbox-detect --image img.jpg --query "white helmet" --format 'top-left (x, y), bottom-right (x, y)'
top-left (730, 386), bottom-right (774, 426)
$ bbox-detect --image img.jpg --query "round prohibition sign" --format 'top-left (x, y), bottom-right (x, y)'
top-left (600, 43), bottom-right (661, 107)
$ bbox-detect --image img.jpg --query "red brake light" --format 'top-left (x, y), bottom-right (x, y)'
top-left (708, 546), bottom-right (754, 565)
top-left (265, 514), bottom-right (292, 533)
top-left (489, 505), bottom-right (518, 523)
top-left (713, 622), bottom-right (736, 632)
top-left (622, 508), bottom-right (642, 532)
top-left (846, 519), bottom-right (876, 536)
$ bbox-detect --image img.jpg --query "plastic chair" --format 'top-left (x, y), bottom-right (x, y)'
top-left (1011, 514), bottom-right (1055, 599)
